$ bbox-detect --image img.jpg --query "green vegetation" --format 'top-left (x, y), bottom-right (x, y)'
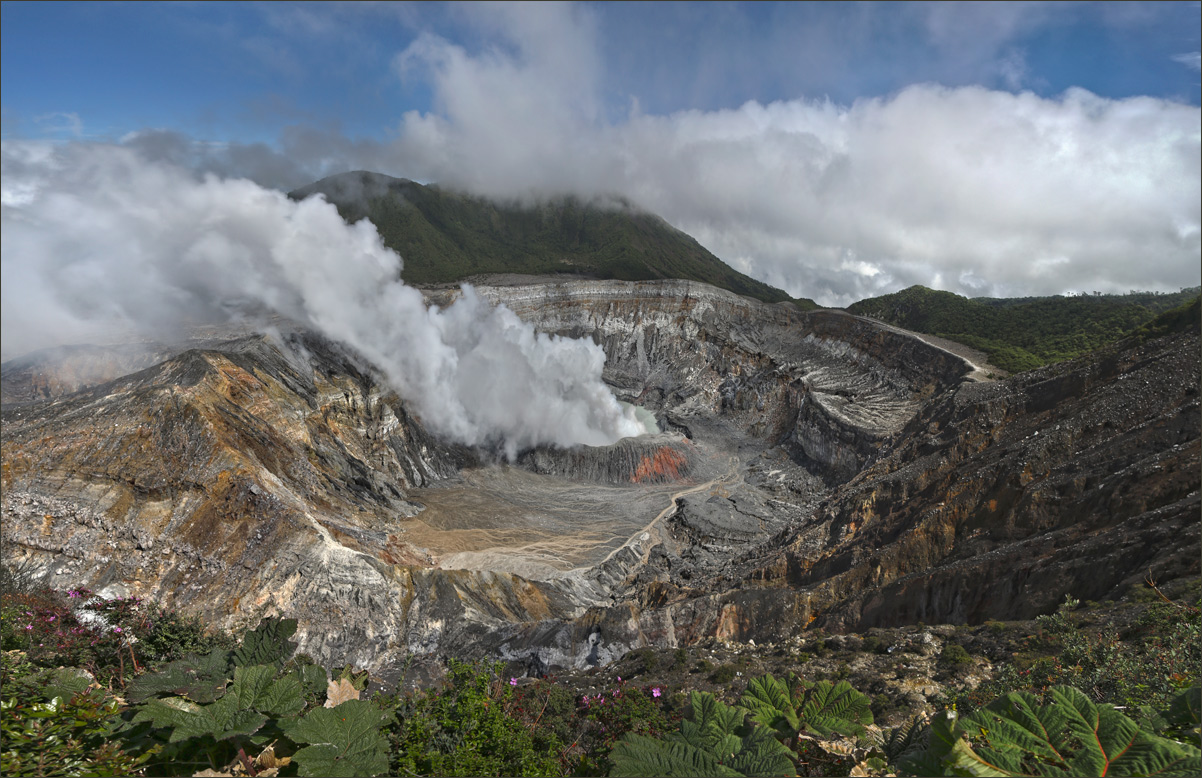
top-left (609, 691), bottom-right (795, 777)
top-left (2, 566), bottom-right (1199, 776)
top-left (846, 285), bottom-right (1201, 373)
top-left (902, 687), bottom-right (1200, 777)
top-left (288, 171), bottom-right (807, 306)
top-left (954, 594), bottom-right (1202, 718)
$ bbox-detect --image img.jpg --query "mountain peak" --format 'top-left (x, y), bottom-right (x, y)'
top-left (287, 171), bottom-right (800, 305)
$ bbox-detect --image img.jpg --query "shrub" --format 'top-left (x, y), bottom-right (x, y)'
top-left (939, 642), bottom-right (972, 668)
top-left (1, 651), bottom-right (148, 777)
top-left (572, 681), bottom-right (677, 775)
top-left (635, 647), bottom-right (658, 673)
top-left (138, 606), bottom-right (236, 664)
top-left (384, 660), bottom-right (561, 777)
top-left (709, 664), bottom-right (737, 684)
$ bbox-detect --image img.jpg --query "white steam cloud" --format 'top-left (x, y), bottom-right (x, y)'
top-left (0, 142), bottom-right (647, 457)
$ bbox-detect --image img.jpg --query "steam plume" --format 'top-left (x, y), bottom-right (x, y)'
top-left (0, 142), bottom-right (646, 456)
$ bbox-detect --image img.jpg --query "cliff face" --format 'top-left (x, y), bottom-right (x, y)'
top-left (2, 279), bottom-right (1196, 675)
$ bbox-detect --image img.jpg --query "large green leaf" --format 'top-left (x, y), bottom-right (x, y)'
top-left (131, 695), bottom-right (268, 743)
top-left (725, 726), bottom-right (799, 777)
top-left (221, 664), bottom-right (306, 719)
top-left (129, 664), bottom-right (305, 745)
top-left (741, 674), bottom-right (801, 740)
top-left (884, 714), bottom-right (929, 764)
top-left (800, 680), bottom-right (873, 739)
top-left (232, 617), bottom-right (298, 668)
top-left (674, 691), bottom-right (746, 756)
top-left (1164, 687), bottom-right (1201, 738)
top-left (901, 687), bottom-right (1202, 777)
top-left (898, 710), bottom-right (1012, 777)
top-left (127, 649), bottom-right (232, 703)
top-left (283, 699), bottom-right (393, 777)
top-left (610, 734), bottom-right (742, 777)
top-left (610, 691), bottom-right (795, 777)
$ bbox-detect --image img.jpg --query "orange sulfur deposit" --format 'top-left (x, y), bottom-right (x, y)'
top-left (631, 447), bottom-right (688, 483)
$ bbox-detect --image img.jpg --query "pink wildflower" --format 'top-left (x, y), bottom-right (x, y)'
top-left (509, 677), bottom-right (518, 686)
top-left (652, 687), bottom-right (662, 698)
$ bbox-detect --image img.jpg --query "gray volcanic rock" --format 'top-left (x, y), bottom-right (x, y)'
top-left (5, 277), bottom-right (1192, 679)
top-left (518, 435), bottom-right (697, 484)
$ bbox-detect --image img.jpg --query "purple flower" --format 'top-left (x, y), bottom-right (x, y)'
top-left (67, 591), bottom-right (80, 598)
top-left (509, 677), bottom-right (518, 686)
top-left (24, 624), bottom-right (33, 630)
top-left (652, 687), bottom-right (662, 698)
top-left (113, 626), bottom-right (123, 633)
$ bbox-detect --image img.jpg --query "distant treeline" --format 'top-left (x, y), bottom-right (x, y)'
top-left (846, 285), bottom-right (1202, 373)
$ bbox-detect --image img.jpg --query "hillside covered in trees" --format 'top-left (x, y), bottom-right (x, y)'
top-left (846, 286), bottom-right (1201, 373)
top-left (289, 171), bottom-right (808, 307)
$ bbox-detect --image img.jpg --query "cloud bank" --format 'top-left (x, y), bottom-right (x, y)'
top-left (0, 142), bottom-right (647, 456)
top-left (99, 4), bottom-right (1200, 307)
top-left (383, 6), bottom-right (1201, 306)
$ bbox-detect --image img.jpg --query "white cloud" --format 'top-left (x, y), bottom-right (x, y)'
top-left (23, 3), bottom-right (1197, 309)
top-left (381, 8), bottom-right (1200, 305)
top-left (1173, 52), bottom-right (1202, 72)
top-left (0, 142), bottom-right (647, 455)
top-left (33, 112), bottom-right (84, 138)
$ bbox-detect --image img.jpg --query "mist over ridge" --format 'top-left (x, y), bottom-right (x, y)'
top-left (0, 142), bottom-right (647, 456)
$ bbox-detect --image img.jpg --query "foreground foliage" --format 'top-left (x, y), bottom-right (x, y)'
top-left (2, 568), bottom-right (1199, 777)
top-left (902, 686), bottom-right (1201, 777)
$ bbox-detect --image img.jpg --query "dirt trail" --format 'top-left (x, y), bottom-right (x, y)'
top-left (593, 456), bottom-right (742, 568)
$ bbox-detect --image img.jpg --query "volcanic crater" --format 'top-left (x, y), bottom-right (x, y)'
top-left (2, 277), bottom-right (1197, 678)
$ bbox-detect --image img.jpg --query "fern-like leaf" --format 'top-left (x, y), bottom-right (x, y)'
top-left (799, 680), bottom-right (873, 739)
top-left (884, 714), bottom-right (929, 764)
top-left (610, 734), bottom-right (741, 777)
top-left (232, 617), bottom-right (298, 668)
top-left (741, 674), bottom-right (801, 740)
top-left (725, 725), bottom-right (798, 777)
top-left (902, 686), bottom-right (1202, 777)
top-left (610, 692), bottom-right (796, 777)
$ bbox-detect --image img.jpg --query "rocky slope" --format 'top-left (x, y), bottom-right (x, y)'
top-left (2, 278), bottom-right (1197, 680)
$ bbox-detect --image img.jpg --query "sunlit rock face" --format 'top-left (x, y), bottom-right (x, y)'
top-left (4, 278), bottom-right (1196, 677)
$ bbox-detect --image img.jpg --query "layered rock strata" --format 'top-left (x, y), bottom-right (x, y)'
top-left (5, 278), bottom-right (1192, 676)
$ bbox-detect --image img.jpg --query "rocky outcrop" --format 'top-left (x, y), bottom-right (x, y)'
top-left (5, 277), bottom-right (1192, 677)
top-left (519, 435), bottom-right (697, 485)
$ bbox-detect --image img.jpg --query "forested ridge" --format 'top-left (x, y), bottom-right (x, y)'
top-left (289, 171), bottom-right (808, 307)
top-left (846, 285), bottom-right (1201, 373)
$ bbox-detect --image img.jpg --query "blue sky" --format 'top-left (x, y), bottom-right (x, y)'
top-left (3, 1), bottom-right (1199, 143)
top-left (2, 1), bottom-right (1200, 306)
